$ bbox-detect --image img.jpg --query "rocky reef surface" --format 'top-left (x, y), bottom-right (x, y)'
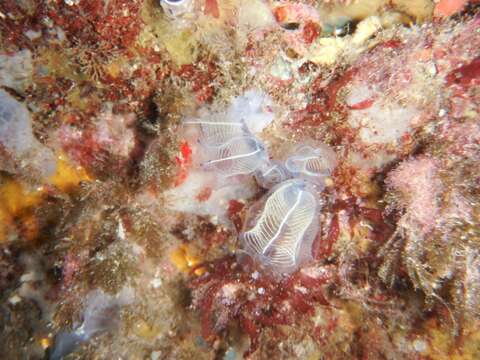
top-left (0, 0), bottom-right (479, 359)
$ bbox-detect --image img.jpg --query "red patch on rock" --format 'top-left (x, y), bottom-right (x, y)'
top-left (174, 141), bottom-right (193, 186)
top-left (303, 21), bottom-right (320, 44)
top-left (189, 255), bottom-right (337, 357)
top-left (177, 62), bottom-right (218, 104)
top-left (204, 0), bottom-right (220, 18)
top-left (227, 199), bottom-right (245, 231)
top-left (446, 57), bottom-right (480, 88)
top-left (196, 187), bottom-right (212, 202)
top-left (348, 98), bottom-right (375, 110)
top-left (314, 214), bottom-right (339, 259)
top-left (273, 6), bottom-right (288, 23)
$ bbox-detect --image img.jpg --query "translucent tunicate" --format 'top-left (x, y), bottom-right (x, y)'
top-left (240, 179), bottom-right (320, 274)
top-left (0, 89), bottom-right (57, 177)
top-left (227, 90), bottom-right (274, 134)
top-left (160, 0), bottom-right (194, 19)
top-left (254, 160), bottom-right (291, 189)
top-left (285, 144), bottom-right (336, 188)
top-left (50, 287), bottom-right (133, 360)
top-left (183, 90), bottom-right (274, 146)
top-left (0, 49), bottom-right (33, 94)
top-left (201, 136), bottom-right (267, 177)
top-left (184, 113), bottom-right (249, 147)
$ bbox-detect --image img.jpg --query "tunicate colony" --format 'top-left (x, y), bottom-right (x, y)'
top-left (0, 89), bottom-right (57, 178)
top-left (185, 90), bottom-right (336, 275)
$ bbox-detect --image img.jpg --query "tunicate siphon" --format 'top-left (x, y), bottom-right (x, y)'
top-left (254, 160), bottom-right (291, 189)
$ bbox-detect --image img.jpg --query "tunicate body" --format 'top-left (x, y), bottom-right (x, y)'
top-left (0, 49), bottom-right (33, 94)
top-left (285, 144), bottom-right (336, 188)
top-left (184, 114), bottom-right (249, 147)
top-left (201, 136), bottom-right (267, 177)
top-left (0, 89), bottom-right (57, 177)
top-left (240, 179), bottom-right (320, 274)
top-left (183, 90), bottom-right (276, 178)
top-left (160, 0), bottom-right (194, 19)
top-left (50, 288), bottom-right (133, 360)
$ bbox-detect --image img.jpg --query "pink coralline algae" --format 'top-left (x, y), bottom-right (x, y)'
top-left (58, 108), bottom-right (137, 174)
top-left (387, 157), bottom-right (442, 234)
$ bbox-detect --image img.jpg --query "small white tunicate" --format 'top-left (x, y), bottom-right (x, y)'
top-left (151, 351), bottom-right (162, 360)
top-left (8, 294), bottom-right (22, 304)
top-left (64, 0), bottom-right (80, 6)
top-left (240, 179), bottom-right (320, 274)
top-left (412, 339), bottom-right (428, 353)
top-left (270, 56), bottom-right (293, 81)
top-left (24, 30), bottom-right (42, 40)
top-left (150, 277), bottom-right (163, 289)
top-left (285, 144), bottom-right (336, 188)
top-left (160, 0), bottom-right (194, 19)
